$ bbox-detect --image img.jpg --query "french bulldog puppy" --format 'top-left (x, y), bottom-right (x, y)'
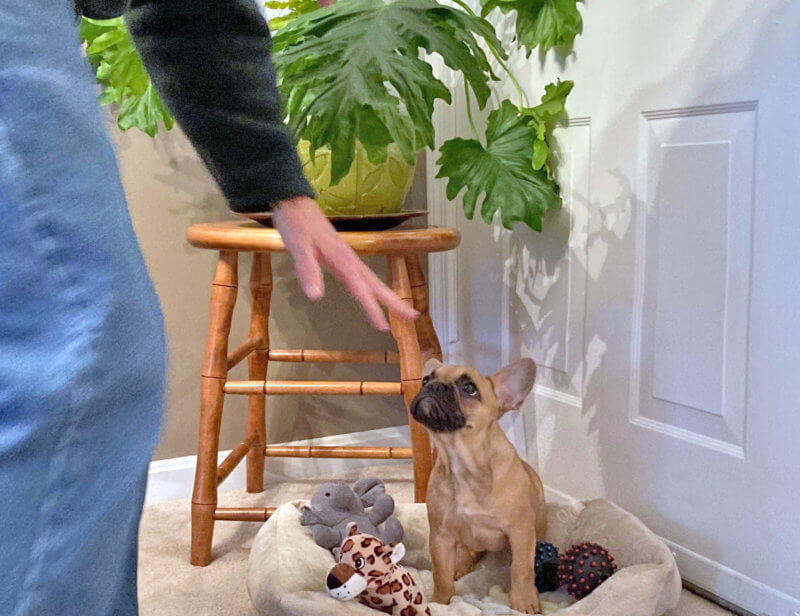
top-left (410, 358), bottom-right (544, 614)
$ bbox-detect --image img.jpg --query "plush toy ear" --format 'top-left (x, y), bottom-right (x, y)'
top-left (489, 358), bottom-right (536, 411)
top-left (352, 477), bottom-right (385, 508)
top-left (346, 522), bottom-right (359, 537)
top-left (389, 542), bottom-right (406, 565)
top-left (423, 358), bottom-right (443, 377)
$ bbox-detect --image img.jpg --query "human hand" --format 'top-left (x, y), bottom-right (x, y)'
top-left (272, 196), bottom-right (418, 331)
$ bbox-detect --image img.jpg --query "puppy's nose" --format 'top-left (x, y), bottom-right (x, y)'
top-left (426, 381), bottom-right (450, 393)
top-left (414, 397), bottom-right (439, 415)
top-left (326, 573), bottom-right (343, 590)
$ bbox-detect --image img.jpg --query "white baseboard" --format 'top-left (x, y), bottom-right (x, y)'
top-left (543, 485), bottom-right (799, 616)
top-left (664, 539), bottom-right (800, 616)
top-left (542, 483), bottom-right (579, 505)
top-left (145, 425), bottom-right (411, 504)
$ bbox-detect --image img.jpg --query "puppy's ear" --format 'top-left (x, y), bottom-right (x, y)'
top-left (489, 358), bottom-right (536, 411)
top-left (423, 358), bottom-right (443, 377)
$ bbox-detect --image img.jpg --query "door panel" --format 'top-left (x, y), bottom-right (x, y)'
top-left (632, 104), bottom-right (756, 455)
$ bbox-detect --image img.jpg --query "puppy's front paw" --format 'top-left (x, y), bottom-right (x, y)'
top-left (509, 589), bottom-right (541, 615)
top-left (431, 590), bottom-right (454, 605)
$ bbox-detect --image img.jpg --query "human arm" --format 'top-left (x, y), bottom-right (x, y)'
top-left (124, 0), bottom-right (416, 328)
top-left (124, 0), bottom-right (313, 210)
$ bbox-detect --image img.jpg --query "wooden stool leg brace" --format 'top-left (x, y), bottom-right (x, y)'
top-left (406, 254), bottom-right (443, 363)
top-left (190, 251), bottom-right (440, 565)
top-left (191, 251), bottom-right (238, 566)
top-left (387, 255), bottom-right (432, 503)
top-left (246, 253), bottom-right (271, 493)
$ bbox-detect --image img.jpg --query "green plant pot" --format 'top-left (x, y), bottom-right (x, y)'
top-left (298, 140), bottom-right (416, 216)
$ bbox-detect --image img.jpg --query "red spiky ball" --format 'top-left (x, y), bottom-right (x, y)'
top-left (557, 542), bottom-right (618, 600)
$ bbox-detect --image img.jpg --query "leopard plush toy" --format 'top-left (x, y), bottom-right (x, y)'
top-left (326, 523), bottom-right (430, 616)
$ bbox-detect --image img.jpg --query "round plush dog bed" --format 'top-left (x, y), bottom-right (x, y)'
top-left (247, 499), bottom-right (681, 616)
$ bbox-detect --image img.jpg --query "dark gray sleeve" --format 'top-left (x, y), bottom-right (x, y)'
top-left (124, 0), bottom-right (315, 211)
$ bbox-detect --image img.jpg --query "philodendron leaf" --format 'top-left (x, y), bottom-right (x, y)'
top-left (265, 0), bottom-right (320, 30)
top-left (480, 0), bottom-right (582, 55)
top-left (526, 79), bottom-right (573, 120)
top-left (523, 79), bottom-right (573, 175)
top-left (436, 100), bottom-right (561, 231)
top-left (273, 0), bottom-right (503, 184)
top-left (118, 82), bottom-right (176, 137)
top-left (532, 138), bottom-right (550, 171)
top-left (79, 17), bottom-right (174, 136)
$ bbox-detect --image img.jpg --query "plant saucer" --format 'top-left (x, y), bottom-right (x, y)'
top-left (238, 210), bottom-right (427, 232)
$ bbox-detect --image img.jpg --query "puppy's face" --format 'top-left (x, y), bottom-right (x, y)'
top-left (410, 358), bottom-right (536, 434)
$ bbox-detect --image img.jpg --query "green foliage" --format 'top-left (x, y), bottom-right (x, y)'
top-left (436, 80), bottom-right (572, 230)
top-left (436, 100), bottom-right (561, 231)
top-left (272, 0), bottom-right (503, 184)
top-left (79, 17), bottom-right (174, 137)
top-left (80, 0), bottom-right (584, 231)
top-left (480, 0), bottom-right (583, 54)
top-left (265, 0), bottom-right (320, 30)
top-left (523, 79), bottom-right (573, 177)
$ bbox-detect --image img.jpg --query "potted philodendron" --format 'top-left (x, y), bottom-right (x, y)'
top-left (80, 0), bottom-right (582, 231)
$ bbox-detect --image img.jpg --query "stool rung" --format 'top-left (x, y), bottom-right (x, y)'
top-left (224, 380), bottom-right (402, 396)
top-left (214, 507), bottom-right (276, 522)
top-left (216, 439), bottom-right (252, 486)
top-left (264, 445), bottom-right (413, 459)
top-left (268, 349), bottom-right (399, 364)
top-left (226, 337), bottom-right (264, 370)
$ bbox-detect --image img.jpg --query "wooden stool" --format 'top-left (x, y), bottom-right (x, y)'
top-left (185, 220), bottom-right (460, 566)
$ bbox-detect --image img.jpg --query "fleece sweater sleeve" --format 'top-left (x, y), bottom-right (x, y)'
top-left (124, 0), bottom-right (315, 211)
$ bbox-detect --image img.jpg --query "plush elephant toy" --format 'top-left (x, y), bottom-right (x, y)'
top-left (300, 478), bottom-right (404, 555)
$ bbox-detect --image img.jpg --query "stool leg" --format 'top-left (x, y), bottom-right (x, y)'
top-left (406, 254), bottom-right (443, 470)
top-left (387, 255), bottom-right (432, 503)
top-left (191, 251), bottom-right (238, 566)
top-left (406, 254), bottom-right (443, 362)
top-left (246, 252), bottom-right (272, 493)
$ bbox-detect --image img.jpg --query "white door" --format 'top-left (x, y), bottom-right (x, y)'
top-left (427, 1), bottom-right (800, 613)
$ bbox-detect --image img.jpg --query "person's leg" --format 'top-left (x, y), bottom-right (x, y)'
top-left (0, 1), bottom-right (165, 614)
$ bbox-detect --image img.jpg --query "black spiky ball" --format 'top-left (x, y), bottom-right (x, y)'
top-left (534, 541), bottom-right (561, 592)
top-left (557, 542), bottom-right (617, 599)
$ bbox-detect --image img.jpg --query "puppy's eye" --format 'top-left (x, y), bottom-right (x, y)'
top-left (422, 375), bottom-right (430, 386)
top-left (354, 557), bottom-right (365, 570)
top-left (462, 381), bottom-right (478, 396)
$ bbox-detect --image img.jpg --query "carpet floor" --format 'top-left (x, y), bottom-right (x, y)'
top-left (138, 463), bottom-right (734, 616)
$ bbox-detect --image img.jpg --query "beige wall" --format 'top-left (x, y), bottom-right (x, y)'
top-left (112, 124), bottom-right (426, 461)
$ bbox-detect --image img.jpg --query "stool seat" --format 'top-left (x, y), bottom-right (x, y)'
top-left (187, 219), bottom-right (460, 255)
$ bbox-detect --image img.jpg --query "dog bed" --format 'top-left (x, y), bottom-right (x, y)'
top-left (247, 499), bottom-right (681, 616)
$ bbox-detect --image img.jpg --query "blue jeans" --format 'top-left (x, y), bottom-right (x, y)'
top-left (0, 1), bottom-right (166, 614)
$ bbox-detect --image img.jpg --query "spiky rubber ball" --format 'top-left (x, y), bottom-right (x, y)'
top-left (535, 541), bottom-right (561, 592)
top-left (557, 542), bottom-right (617, 599)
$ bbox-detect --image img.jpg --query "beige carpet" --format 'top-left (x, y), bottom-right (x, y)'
top-left (138, 463), bottom-right (734, 616)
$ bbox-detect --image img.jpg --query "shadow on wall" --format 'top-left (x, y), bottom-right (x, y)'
top-left (491, 0), bottom-right (798, 603)
top-left (113, 120), bottom-right (411, 461)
